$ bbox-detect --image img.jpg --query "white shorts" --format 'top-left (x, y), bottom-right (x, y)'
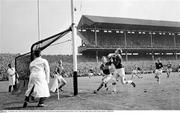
top-left (178, 68), bottom-right (180, 72)
top-left (88, 73), bottom-right (93, 76)
top-left (114, 68), bottom-right (125, 79)
top-left (132, 70), bottom-right (138, 74)
top-left (8, 76), bottom-right (15, 86)
top-left (155, 69), bottom-right (162, 76)
top-left (50, 74), bottom-right (67, 92)
top-left (57, 75), bottom-right (67, 84)
top-left (102, 74), bottom-right (113, 84)
top-left (132, 70), bottom-right (140, 75)
top-left (167, 68), bottom-right (172, 73)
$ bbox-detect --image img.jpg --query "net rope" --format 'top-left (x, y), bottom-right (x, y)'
top-left (14, 26), bottom-right (72, 93)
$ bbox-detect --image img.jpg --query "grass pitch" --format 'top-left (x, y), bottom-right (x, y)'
top-left (1, 72), bottom-right (180, 110)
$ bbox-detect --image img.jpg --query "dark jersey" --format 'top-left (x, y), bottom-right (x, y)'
top-left (56, 66), bottom-right (65, 75)
top-left (112, 54), bottom-right (123, 69)
top-left (137, 67), bottom-right (141, 71)
top-left (89, 69), bottom-right (93, 73)
top-left (167, 64), bottom-right (172, 69)
top-left (155, 62), bottom-right (163, 69)
top-left (100, 62), bottom-right (111, 75)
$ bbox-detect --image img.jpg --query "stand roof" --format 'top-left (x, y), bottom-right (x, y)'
top-left (78, 15), bottom-right (180, 32)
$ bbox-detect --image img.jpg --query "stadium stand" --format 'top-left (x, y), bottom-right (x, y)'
top-left (175, 34), bottom-right (180, 47)
top-left (97, 30), bottom-right (125, 47)
top-left (79, 29), bottom-right (96, 46)
top-left (152, 34), bottom-right (174, 48)
top-left (126, 32), bottom-right (151, 48)
top-left (2, 15), bottom-right (180, 81)
top-left (77, 15), bottom-right (180, 61)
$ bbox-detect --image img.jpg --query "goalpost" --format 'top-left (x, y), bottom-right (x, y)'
top-left (15, 27), bottom-right (72, 94)
top-left (71, 0), bottom-right (78, 96)
top-left (15, 0), bottom-right (79, 96)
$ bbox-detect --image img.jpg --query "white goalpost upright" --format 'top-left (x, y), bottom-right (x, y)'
top-left (71, 0), bottom-right (78, 96)
top-left (37, 0), bottom-right (40, 41)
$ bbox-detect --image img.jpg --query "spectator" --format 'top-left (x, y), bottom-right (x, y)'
top-left (7, 63), bottom-right (16, 92)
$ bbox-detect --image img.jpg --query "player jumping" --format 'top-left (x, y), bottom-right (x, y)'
top-left (108, 48), bottom-right (136, 93)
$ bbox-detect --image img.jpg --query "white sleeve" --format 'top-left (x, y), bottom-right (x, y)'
top-left (44, 60), bottom-right (50, 84)
top-left (12, 68), bottom-right (16, 74)
top-left (7, 69), bottom-right (11, 76)
top-left (100, 70), bottom-right (104, 75)
top-left (108, 53), bottom-right (114, 58)
top-left (7, 68), bottom-right (15, 76)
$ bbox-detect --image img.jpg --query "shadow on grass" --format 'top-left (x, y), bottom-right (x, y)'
top-left (0, 92), bottom-right (8, 94)
top-left (48, 93), bottom-right (73, 100)
top-left (0, 90), bottom-right (24, 96)
top-left (4, 105), bottom-right (39, 110)
top-left (3, 101), bottom-right (24, 106)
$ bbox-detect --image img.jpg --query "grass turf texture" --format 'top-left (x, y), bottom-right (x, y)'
top-left (1, 72), bottom-right (180, 110)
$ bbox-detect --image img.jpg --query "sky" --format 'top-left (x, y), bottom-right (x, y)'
top-left (0, 0), bottom-right (180, 55)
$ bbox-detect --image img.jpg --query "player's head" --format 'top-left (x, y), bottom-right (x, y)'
top-left (58, 60), bottom-right (62, 66)
top-left (8, 63), bottom-right (12, 68)
top-left (115, 48), bottom-right (122, 54)
top-left (102, 56), bottom-right (108, 63)
top-left (34, 49), bottom-right (41, 58)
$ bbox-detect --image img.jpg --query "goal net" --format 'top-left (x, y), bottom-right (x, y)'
top-left (15, 27), bottom-right (72, 94)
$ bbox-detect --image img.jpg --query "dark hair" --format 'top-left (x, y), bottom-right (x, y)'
top-left (116, 48), bottom-right (122, 54)
top-left (56, 68), bottom-right (60, 73)
top-left (8, 63), bottom-right (11, 68)
top-left (58, 60), bottom-right (62, 64)
top-left (34, 49), bottom-right (41, 57)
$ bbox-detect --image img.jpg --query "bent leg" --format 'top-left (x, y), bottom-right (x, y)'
top-left (120, 76), bottom-right (136, 87)
top-left (50, 77), bottom-right (59, 92)
top-left (94, 82), bottom-right (105, 94)
top-left (58, 77), bottom-right (67, 91)
top-left (120, 76), bottom-right (132, 84)
top-left (23, 85), bottom-right (35, 108)
top-left (97, 82), bottom-right (104, 91)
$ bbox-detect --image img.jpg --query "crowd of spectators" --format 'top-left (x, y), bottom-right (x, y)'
top-left (152, 34), bottom-right (174, 48)
top-left (79, 29), bottom-right (180, 48)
